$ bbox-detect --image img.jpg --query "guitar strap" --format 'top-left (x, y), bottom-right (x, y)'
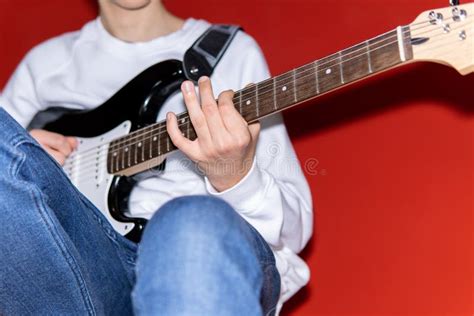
top-left (183, 24), bottom-right (242, 82)
top-left (28, 25), bottom-right (242, 130)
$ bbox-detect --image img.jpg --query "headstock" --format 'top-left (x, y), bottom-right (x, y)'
top-left (409, 2), bottom-right (473, 75)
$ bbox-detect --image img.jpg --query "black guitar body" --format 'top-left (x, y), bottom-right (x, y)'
top-left (43, 59), bottom-right (188, 242)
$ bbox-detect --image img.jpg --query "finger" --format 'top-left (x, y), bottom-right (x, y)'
top-left (248, 122), bottom-right (261, 142)
top-left (181, 80), bottom-right (211, 144)
top-left (66, 137), bottom-right (78, 150)
top-left (50, 135), bottom-right (75, 157)
top-left (48, 149), bottom-right (67, 166)
top-left (31, 130), bottom-right (75, 157)
top-left (216, 89), bottom-right (252, 151)
top-left (166, 112), bottom-right (200, 161)
top-left (198, 76), bottom-right (227, 139)
top-left (218, 89), bottom-right (247, 133)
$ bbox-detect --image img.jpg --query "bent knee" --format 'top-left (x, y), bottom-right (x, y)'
top-left (152, 195), bottom-right (237, 226)
top-left (142, 195), bottom-right (246, 246)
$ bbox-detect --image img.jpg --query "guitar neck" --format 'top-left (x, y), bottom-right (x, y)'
top-left (108, 26), bottom-right (414, 176)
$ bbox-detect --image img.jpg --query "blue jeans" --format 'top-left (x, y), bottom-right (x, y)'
top-left (0, 109), bottom-right (280, 315)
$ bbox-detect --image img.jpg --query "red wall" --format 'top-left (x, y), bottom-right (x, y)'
top-left (1, 0), bottom-right (472, 315)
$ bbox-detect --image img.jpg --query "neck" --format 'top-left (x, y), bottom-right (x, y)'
top-left (99, 1), bottom-right (184, 42)
top-left (108, 26), bottom-right (415, 176)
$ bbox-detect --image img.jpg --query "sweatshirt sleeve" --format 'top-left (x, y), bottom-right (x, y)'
top-left (1, 53), bottom-right (46, 128)
top-left (205, 32), bottom-right (313, 253)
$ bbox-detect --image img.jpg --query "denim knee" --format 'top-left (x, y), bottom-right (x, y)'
top-left (144, 195), bottom-right (242, 245)
top-left (133, 196), bottom-right (266, 315)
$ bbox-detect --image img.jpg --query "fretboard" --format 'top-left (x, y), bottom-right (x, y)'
top-left (108, 26), bottom-right (413, 176)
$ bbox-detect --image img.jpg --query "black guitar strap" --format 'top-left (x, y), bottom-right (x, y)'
top-left (183, 24), bottom-right (242, 82)
top-left (28, 25), bottom-right (241, 130)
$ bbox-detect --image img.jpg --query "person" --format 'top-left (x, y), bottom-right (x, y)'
top-left (0, 0), bottom-right (313, 314)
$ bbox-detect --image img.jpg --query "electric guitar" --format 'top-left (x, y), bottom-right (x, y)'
top-left (43, 3), bottom-right (473, 242)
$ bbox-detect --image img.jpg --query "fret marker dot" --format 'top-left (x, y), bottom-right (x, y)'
top-left (138, 142), bottom-right (142, 147)
top-left (246, 100), bottom-right (251, 105)
top-left (326, 68), bottom-right (332, 75)
top-left (153, 136), bottom-right (157, 141)
top-left (282, 86), bottom-right (287, 92)
top-left (113, 152), bottom-right (117, 157)
top-left (180, 118), bottom-right (185, 124)
top-left (125, 147), bottom-right (129, 152)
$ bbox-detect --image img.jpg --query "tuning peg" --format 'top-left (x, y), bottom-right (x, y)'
top-left (450, 0), bottom-right (459, 6)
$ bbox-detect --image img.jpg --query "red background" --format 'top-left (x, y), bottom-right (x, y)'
top-left (1, 0), bottom-right (472, 315)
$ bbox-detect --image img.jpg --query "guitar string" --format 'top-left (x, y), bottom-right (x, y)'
top-left (64, 20), bottom-right (471, 177)
top-left (68, 27), bottom-right (472, 181)
top-left (65, 19), bottom-right (446, 164)
top-left (65, 18), bottom-right (470, 179)
top-left (240, 22), bottom-right (472, 120)
top-left (97, 17), bottom-right (465, 153)
top-left (65, 26), bottom-right (421, 166)
top-left (65, 20), bottom-right (462, 176)
top-left (103, 23), bottom-right (430, 150)
top-left (100, 16), bottom-right (463, 151)
top-left (66, 28), bottom-right (407, 163)
top-left (69, 36), bottom-right (468, 184)
top-left (65, 29), bottom-right (416, 175)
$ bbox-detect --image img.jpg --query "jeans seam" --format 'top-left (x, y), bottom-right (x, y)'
top-left (12, 140), bottom-right (97, 315)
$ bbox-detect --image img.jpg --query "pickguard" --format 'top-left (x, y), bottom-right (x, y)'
top-left (63, 121), bottom-right (133, 235)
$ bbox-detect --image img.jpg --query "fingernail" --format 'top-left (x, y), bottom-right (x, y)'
top-left (198, 76), bottom-right (209, 83)
top-left (182, 81), bottom-right (194, 95)
top-left (166, 112), bottom-right (172, 120)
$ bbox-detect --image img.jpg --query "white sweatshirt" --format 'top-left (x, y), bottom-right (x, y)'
top-left (1, 18), bottom-right (313, 308)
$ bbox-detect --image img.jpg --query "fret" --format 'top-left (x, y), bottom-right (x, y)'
top-left (115, 145), bottom-right (122, 170)
top-left (318, 53), bottom-right (343, 93)
top-left (157, 132), bottom-right (162, 156)
top-left (125, 145), bottom-right (130, 167)
top-left (314, 61), bottom-right (320, 94)
top-left (106, 27), bottom-right (414, 176)
top-left (151, 134), bottom-right (159, 157)
top-left (133, 139), bottom-right (138, 164)
top-left (126, 140), bottom-right (132, 165)
top-left (273, 78), bottom-right (277, 110)
top-left (295, 63), bottom-right (318, 101)
top-left (240, 85), bottom-right (257, 121)
top-left (368, 30), bottom-right (401, 72)
top-left (135, 139), bottom-right (141, 162)
top-left (255, 84), bottom-right (259, 117)
top-left (115, 143), bottom-right (121, 172)
top-left (140, 137), bottom-right (145, 162)
top-left (148, 135), bottom-right (152, 159)
top-left (274, 71), bottom-right (296, 110)
top-left (142, 136), bottom-right (150, 161)
top-left (400, 26), bottom-right (413, 61)
top-left (120, 146), bottom-right (125, 170)
top-left (177, 116), bottom-right (189, 140)
top-left (292, 69), bottom-right (298, 102)
top-left (341, 42), bottom-right (371, 83)
top-left (338, 51), bottom-right (344, 84)
top-left (136, 141), bottom-right (141, 166)
top-left (366, 40), bottom-right (373, 73)
top-left (255, 78), bottom-right (274, 118)
top-left (114, 151), bottom-right (119, 173)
